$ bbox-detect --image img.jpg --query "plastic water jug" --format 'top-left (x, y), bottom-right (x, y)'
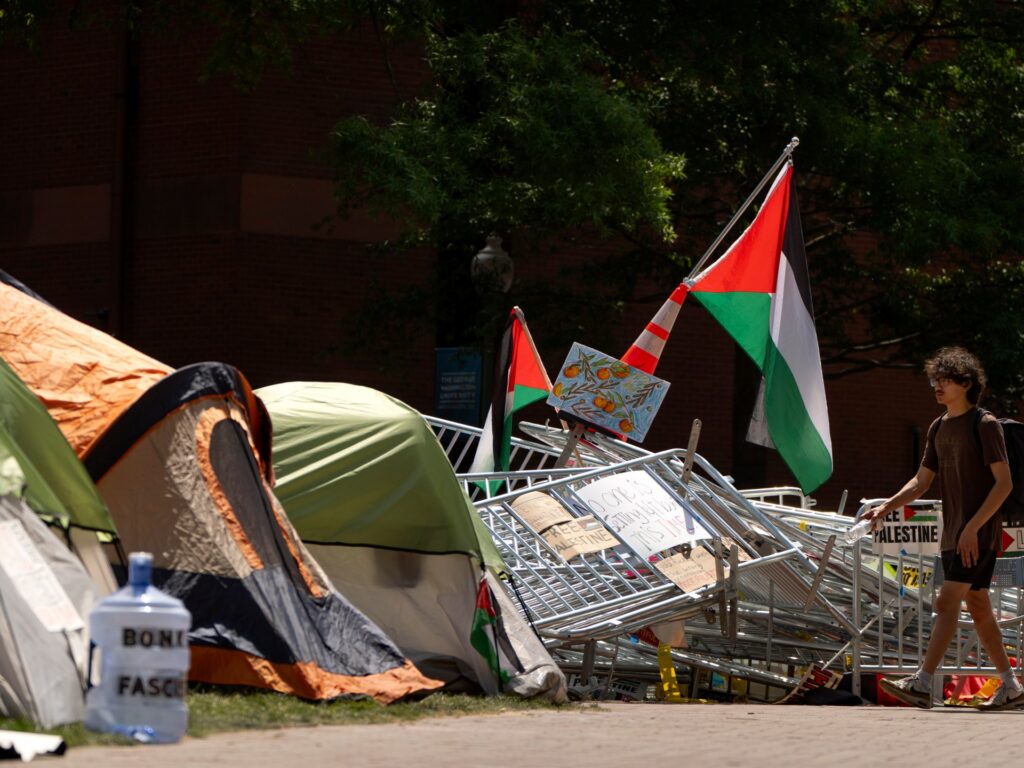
top-left (84, 552), bottom-right (191, 743)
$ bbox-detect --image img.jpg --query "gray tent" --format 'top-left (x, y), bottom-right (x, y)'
top-left (0, 495), bottom-right (97, 727)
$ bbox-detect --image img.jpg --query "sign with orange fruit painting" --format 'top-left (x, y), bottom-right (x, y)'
top-left (546, 343), bottom-right (669, 442)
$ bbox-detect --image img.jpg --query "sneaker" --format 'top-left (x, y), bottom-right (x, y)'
top-left (978, 682), bottom-right (1024, 712)
top-left (879, 673), bottom-right (933, 708)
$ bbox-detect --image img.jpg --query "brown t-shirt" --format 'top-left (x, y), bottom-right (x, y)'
top-left (922, 408), bottom-right (1008, 551)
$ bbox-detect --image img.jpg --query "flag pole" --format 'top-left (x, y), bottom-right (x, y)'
top-left (687, 136), bottom-right (800, 280)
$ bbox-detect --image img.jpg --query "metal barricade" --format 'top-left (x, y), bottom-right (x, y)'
top-left (432, 415), bottom-right (1024, 700)
top-left (849, 498), bottom-right (1024, 701)
top-left (470, 445), bottom-right (869, 691)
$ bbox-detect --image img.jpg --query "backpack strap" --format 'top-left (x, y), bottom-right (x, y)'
top-left (973, 407), bottom-right (986, 453)
top-left (929, 408), bottom-right (986, 452)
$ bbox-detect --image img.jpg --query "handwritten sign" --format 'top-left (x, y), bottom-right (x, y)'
top-left (547, 343), bottom-right (669, 442)
top-left (872, 505), bottom-right (942, 556)
top-left (654, 549), bottom-right (721, 594)
top-left (0, 520), bottom-right (84, 632)
top-left (510, 492), bottom-right (574, 533)
top-left (544, 515), bottom-right (620, 561)
top-left (573, 471), bottom-right (711, 559)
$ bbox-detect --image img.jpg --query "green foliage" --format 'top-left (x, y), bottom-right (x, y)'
top-left (535, 1), bottom-right (1024, 405)
top-left (329, 22), bottom-right (684, 247)
top-left (0, 0), bottom-right (56, 47)
top-left (6, 0), bottom-right (1024, 402)
top-left (865, 259), bottom-right (1024, 412)
top-left (325, 19), bottom-right (685, 354)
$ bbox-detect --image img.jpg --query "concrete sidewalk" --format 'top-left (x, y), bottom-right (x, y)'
top-left (59, 701), bottom-right (1023, 768)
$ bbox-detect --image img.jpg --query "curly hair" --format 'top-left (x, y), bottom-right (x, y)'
top-left (924, 346), bottom-right (987, 405)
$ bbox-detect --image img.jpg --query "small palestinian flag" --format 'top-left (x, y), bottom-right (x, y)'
top-left (470, 576), bottom-right (511, 689)
top-left (468, 307), bottom-right (551, 491)
top-left (903, 506), bottom-right (938, 522)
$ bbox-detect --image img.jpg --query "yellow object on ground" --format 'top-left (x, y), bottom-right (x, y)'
top-left (657, 643), bottom-right (683, 702)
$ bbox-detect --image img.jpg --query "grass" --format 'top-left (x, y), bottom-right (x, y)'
top-left (0, 689), bottom-right (573, 748)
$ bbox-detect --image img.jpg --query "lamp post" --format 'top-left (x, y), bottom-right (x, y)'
top-left (470, 234), bottom-right (513, 294)
top-left (470, 234), bottom-right (513, 425)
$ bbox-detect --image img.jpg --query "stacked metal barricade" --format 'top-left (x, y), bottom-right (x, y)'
top-left (428, 416), bottom-right (1024, 702)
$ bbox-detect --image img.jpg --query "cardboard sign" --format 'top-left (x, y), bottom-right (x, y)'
top-left (547, 343), bottom-right (669, 442)
top-left (654, 548), bottom-right (721, 594)
top-left (573, 471), bottom-right (711, 559)
top-left (872, 504), bottom-right (942, 556)
top-left (510, 491), bottom-right (574, 533)
top-left (0, 520), bottom-right (84, 633)
top-left (544, 515), bottom-right (620, 561)
top-left (720, 535), bottom-right (753, 563)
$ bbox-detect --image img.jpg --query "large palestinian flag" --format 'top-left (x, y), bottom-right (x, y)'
top-left (689, 163), bottom-right (832, 493)
top-left (469, 307), bottom-right (551, 485)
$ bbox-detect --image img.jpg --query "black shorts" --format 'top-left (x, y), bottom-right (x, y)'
top-left (941, 549), bottom-right (998, 590)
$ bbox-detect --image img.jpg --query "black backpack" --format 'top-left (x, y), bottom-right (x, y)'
top-left (930, 409), bottom-right (1024, 527)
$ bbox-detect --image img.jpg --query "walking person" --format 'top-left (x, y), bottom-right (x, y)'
top-left (864, 347), bottom-right (1023, 710)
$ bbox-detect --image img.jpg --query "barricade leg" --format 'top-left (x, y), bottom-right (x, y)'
top-left (657, 643), bottom-right (683, 702)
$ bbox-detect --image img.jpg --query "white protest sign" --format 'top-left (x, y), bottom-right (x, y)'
top-left (871, 504), bottom-right (943, 557)
top-left (573, 471), bottom-right (711, 559)
top-left (0, 520), bottom-right (84, 632)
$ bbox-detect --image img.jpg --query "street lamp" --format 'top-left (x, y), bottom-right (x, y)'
top-left (470, 234), bottom-right (513, 295)
top-left (469, 234), bottom-right (513, 426)
top-left (434, 235), bottom-right (514, 428)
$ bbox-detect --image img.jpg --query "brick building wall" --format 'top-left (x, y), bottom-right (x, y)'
top-left (0, 11), bottom-right (941, 511)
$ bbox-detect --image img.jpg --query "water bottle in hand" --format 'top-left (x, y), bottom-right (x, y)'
top-left (842, 517), bottom-right (873, 545)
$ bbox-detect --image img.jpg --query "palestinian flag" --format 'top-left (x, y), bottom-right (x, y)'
top-left (688, 163), bottom-right (832, 493)
top-left (468, 307), bottom-right (551, 487)
top-left (470, 576), bottom-right (511, 688)
top-left (903, 507), bottom-right (938, 523)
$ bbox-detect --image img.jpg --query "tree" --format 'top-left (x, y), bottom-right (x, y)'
top-left (533, 1), bottom-right (1024, 408)
top-left (6, 1), bottom-right (1024, 407)
top-left (327, 21), bottom-right (685, 353)
top-left (333, 1), bottom-right (1024, 407)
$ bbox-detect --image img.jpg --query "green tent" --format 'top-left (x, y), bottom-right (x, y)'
top-left (260, 382), bottom-right (564, 699)
top-left (262, 381), bottom-right (503, 569)
top-left (0, 355), bottom-right (114, 534)
top-left (0, 354), bottom-right (118, 594)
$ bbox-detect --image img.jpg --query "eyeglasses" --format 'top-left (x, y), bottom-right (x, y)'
top-left (929, 377), bottom-right (961, 388)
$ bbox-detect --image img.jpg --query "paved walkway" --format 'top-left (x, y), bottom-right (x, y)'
top-left (59, 701), bottom-right (1023, 768)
